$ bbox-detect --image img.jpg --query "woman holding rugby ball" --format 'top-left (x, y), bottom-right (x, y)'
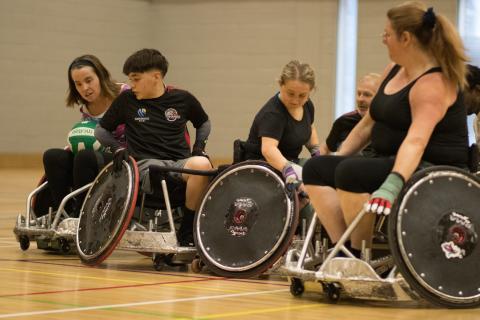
top-left (42, 54), bottom-right (127, 217)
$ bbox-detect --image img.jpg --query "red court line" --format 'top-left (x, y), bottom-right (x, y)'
top-left (0, 258), bottom-right (77, 262)
top-left (2, 258), bottom-right (289, 288)
top-left (0, 278), bottom-right (213, 298)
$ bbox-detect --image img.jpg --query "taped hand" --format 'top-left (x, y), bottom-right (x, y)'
top-left (366, 172), bottom-right (405, 215)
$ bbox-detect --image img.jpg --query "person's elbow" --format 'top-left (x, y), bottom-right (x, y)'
top-left (261, 143), bottom-right (275, 160)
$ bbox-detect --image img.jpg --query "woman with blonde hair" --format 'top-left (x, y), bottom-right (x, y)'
top-left (302, 1), bottom-right (469, 256)
top-left (245, 60), bottom-right (320, 183)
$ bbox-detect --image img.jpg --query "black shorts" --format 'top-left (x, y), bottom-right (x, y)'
top-left (302, 155), bottom-right (395, 193)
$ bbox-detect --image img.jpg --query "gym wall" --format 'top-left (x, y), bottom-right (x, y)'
top-left (0, 0), bottom-right (457, 168)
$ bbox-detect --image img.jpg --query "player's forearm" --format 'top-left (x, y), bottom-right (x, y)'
top-left (193, 119), bottom-right (211, 150)
top-left (95, 125), bottom-right (122, 151)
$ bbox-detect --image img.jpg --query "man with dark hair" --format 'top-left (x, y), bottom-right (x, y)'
top-left (95, 48), bottom-right (212, 246)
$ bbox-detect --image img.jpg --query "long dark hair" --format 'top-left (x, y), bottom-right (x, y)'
top-left (66, 54), bottom-right (119, 107)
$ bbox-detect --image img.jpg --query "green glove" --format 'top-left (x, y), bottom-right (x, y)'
top-left (366, 172), bottom-right (405, 215)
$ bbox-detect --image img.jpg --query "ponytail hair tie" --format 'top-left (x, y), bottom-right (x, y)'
top-left (423, 7), bottom-right (436, 30)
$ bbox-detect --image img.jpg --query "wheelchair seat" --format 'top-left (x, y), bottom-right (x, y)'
top-left (142, 165), bottom-right (186, 210)
top-left (233, 139), bottom-right (262, 164)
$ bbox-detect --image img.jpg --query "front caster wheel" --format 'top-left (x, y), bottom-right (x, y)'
top-left (323, 282), bottom-right (341, 303)
top-left (19, 236), bottom-right (30, 251)
top-left (191, 258), bottom-right (204, 273)
top-left (58, 237), bottom-right (70, 254)
top-left (153, 254), bottom-right (165, 271)
top-left (290, 277), bottom-right (304, 297)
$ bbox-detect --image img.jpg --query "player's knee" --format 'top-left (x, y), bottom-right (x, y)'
top-left (187, 156), bottom-right (212, 171)
top-left (73, 149), bottom-right (98, 169)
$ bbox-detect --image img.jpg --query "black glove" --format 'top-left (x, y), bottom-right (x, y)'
top-left (113, 148), bottom-right (129, 173)
top-left (192, 141), bottom-right (208, 158)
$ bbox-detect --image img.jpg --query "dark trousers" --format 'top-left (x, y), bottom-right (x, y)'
top-left (42, 148), bottom-right (112, 216)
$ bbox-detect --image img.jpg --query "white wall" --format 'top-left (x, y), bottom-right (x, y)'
top-left (0, 0), bottom-right (152, 153)
top-left (151, 0), bottom-right (338, 158)
top-left (0, 0), bottom-right (338, 162)
top-left (0, 0), bottom-right (460, 163)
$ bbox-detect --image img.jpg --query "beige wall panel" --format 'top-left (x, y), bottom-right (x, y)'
top-left (151, 0), bottom-right (338, 159)
top-left (0, 0), bottom-right (463, 166)
top-left (0, 0), bottom-right (152, 153)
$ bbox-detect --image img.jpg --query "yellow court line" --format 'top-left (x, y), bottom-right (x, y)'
top-left (1, 259), bottom-right (290, 295)
top-left (0, 268), bottom-right (151, 284)
top-left (162, 283), bottom-right (240, 294)
top-left (197, 303), bottom-right (324, 319)
top-left (0, 288), bottom-right (289, 319)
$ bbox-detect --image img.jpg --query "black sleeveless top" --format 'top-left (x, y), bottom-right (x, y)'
top-left (369, 65), bottom-right (468, 167)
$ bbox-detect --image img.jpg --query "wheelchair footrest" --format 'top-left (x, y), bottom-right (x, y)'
top-left (117, 230), bottom-right (196, 254)
top-left (281, 257), bottom-right (418, 302)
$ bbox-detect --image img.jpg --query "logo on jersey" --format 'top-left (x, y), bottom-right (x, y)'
top-left (135, 107), bottom-right (149, 122)
top-left (165, 108), bottom-right (181, 122)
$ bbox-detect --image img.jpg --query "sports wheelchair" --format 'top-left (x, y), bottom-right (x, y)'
top-left (280, 163), bottom-right (480, 308)
top-left (75, 157), bottom-right (217, 270)
top-left (13, 176), bottom-right (90, 253)
top-left (76, 141), bottom-right (302, 275)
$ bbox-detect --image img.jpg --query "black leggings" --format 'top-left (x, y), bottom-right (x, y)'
top-left (42, 148), bottom-right (113, 215)
top-left (302, 155), bottom-right (395, 193)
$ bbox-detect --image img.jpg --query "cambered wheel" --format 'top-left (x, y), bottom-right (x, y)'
top-left (389, 166), bottom-right (480, 308)
top-left (290, 277), bottom-right (304, 297)
top-left (19, 236), bottom-right (30, 251)
top-left (195, 161), bottom-right (299, 278)
top-left (76, 158), bottom-right (139, 266)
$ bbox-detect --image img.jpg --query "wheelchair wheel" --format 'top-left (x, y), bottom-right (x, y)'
top-left (195, 160), bottom-right (299, 278)
top-left (76, 157), bottom-right (139, 266)
top-left (389, 166), bottom-right (480, 308)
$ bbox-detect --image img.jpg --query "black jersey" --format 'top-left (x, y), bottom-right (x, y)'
top-left (246, 94), bottom-right (314, 161)
top-left (100, 88), bottom-right (208, 161)
top-left (370, 65), bottom-right (468, 167)
top-left (325, 110), bottom-right (361, 152)
top-left (325, 110), bottom-right (375, 156)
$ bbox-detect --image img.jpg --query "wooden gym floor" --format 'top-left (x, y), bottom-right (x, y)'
top-left (1, 168), bottom-right (479, 319)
